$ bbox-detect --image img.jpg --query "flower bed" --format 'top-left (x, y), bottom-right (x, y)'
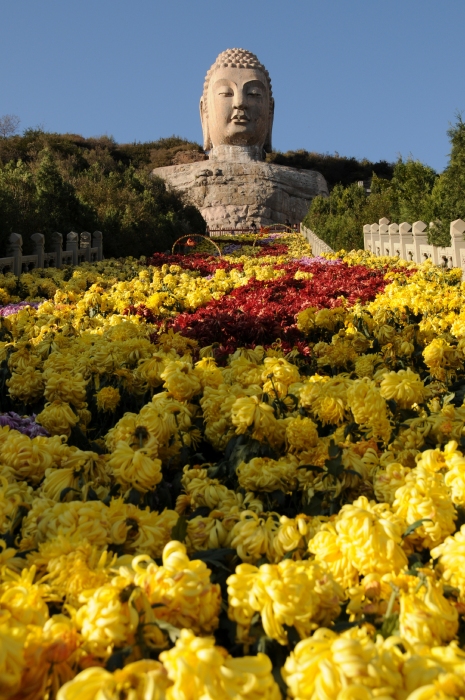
top-left (2, 235), bottom-right (465, 698)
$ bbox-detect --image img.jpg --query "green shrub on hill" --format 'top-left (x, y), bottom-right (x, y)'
top-left (303, 116), bottom-right (465, 251)
top-left (0, 131), bottom-right (206, 258)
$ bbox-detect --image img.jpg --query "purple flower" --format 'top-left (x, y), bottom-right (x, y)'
top-left (0, 301), bottom-right (42, 317)
top-left (0, 411), bottom-right (49, 437)
top-left (295, 256), bottom-right (342, 266)
top-left (222, 244), bottom-right (242, 254)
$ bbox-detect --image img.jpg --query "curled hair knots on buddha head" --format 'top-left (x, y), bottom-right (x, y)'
top-left (202, 48), bottom-right (273, 106)
top-left (200, 48), bottom-right (274, 152)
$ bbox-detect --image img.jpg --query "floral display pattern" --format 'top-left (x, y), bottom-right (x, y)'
top-left (1, 232), bottom-right (465, 698)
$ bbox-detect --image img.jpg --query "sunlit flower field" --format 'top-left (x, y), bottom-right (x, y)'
top-left (2, 232), bottom-right (465, 699)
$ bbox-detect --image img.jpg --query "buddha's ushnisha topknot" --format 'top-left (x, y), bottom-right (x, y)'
top-left (202, 48), bottom-right (273, 109)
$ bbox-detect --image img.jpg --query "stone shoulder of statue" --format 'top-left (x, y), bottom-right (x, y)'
top-left (152, 48), bottom-right (328, 228)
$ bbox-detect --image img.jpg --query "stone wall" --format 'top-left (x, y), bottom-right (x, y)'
top-left (0, 231), bottom-right (103, 276)
top-left (300, 223), bottom-right (335, 256)
top-left (363, 218), bottom-right (465, 274)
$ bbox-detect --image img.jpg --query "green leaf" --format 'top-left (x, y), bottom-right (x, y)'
top-left (328, 439), bottom-right (340, 459)
top-left (190, 548), bottom-right (235, 563)
top-left (270, 490), bottom-right (286, 506)
top-left (343, 422), bottom-right (358, 439)
top-left (190, 548), bottom-right (236, 572)
top-left (272, 666), bottom-right (288, 700)
top-left (302, 494), bottom-right (324, 516)
top-left (283, 624), bottom-right (300, 648)
top-left (402, 518), bottom-right (433, 538)
top-left (379, 613), bottom-right (399, 639)
top-left (297, 464), bottom-right (325, 472)
top-left (325, 455), bottom-right (343, 478)
top-left (282, 549), bottom-right (297, 560)
top-left (171, 515), bottom-right (188, 543)
top-left (125, 488), bottom-right (142, 506)
top-left (105, 646), bottom-right (132, 671)
top-left (59, 487), bottom-right (81, 502)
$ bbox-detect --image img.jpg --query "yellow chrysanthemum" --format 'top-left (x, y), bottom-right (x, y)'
top-left (131, 541), bottom-right (221, 634)
top-left (36, 400), bottom-right (79, 437)
top-left (236, 456), bottom-right (298, 493)
top-left (96, 386), bottom-right (121, 412)
top-left (380, 368), bottom-right (428, 408)
top-left (107, 439), bottom-right (162, 493)
top-left (56, 660), bottom-right (170, 700)
top-left (160, 629), bottom-right (280, 700)
top-left (392, 466), bottom-right (456, 550)
top-left (309, 496), bottom-right (407, 585)
top-left (231, 395), bottom-right (277, 441)
top-left (227, 558), bottom-right (343, 644)
top-left (160, 360), bottom-right (201, 401)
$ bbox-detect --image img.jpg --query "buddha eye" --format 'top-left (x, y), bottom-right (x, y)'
top-left (218, 90), bottom-right (233, 97)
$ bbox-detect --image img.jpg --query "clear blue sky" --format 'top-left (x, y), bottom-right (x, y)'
top-left (1, 0), bottom-right (464, 172)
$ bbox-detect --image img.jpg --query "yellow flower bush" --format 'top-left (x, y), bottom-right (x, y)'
top-left (159, 629), bottom-right (281, 700)
top-left (227, 559), bottom-right (344, 644)
top-left (236, 456), bottom-right (298, 493)
top-left (130, 541), bottom-right (221, 634)
top-left (56, 659), bottom-right (171, 700)
top-left (3, 237), bottom-right (465, 697)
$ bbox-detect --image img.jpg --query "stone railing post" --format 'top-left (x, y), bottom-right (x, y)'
top-left (450, 219), bottom-right (465, 275)
top-left (31, 233), bottom-right (45, 269)
top-left (8, 233), bottom-right (23, 276)
top-left (399, 222), bottom-right (412, 261)
top-left (363, 224), bottom-right (372, 252)
top-left (412, 221), bottom-right (427, 263)
top-left (370, 223), bottom-right (380, 256)
top-left (52, 232), bottom-right (63, 268)
top-left (93, 231), bottom-right (103, 261)
top-left (80, 232), bottom-right (92, 262)
top-left (389, 223), bottom-right (400, 258)
top-left (66, 231), bottom-right (79, 266)
top-left (379, 218), bottom-right (390, 255)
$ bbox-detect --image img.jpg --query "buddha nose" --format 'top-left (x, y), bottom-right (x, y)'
top-left (234, 91), bottom-right (247, 109)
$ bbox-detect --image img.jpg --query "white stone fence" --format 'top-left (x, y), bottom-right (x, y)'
top-left (0, 231), bottom-right (103, 276)
top-left (300, 223), bottom-right (335, 256)
top-left (363, 218), bottom-right (465, 274)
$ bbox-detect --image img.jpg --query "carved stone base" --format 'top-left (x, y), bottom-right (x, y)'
top-left (152, 160), bottom-right (328, 229)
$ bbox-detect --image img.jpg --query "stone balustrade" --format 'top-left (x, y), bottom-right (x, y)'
top-left (363, 218), bottom-right (465, 274)
top-left (300, 223), bottom-right (335, 256)
top-left (0, 231), bottom-right (103, 276)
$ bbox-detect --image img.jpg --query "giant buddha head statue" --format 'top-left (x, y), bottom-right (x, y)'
top-left (200, 48), bottom-right (274, 157)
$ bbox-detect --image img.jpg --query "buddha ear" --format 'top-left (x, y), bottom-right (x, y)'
top-left (199, 97), bottom-right (212, 151)
top-left (264, 96), bottom-right (274, 153)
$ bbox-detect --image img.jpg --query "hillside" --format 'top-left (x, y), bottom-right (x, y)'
top-left (0, 131), bottom-right (206, 259)
top-left (266, 149), bottom-right (394, 189)
top-left (0, 128), bottom-right (402, 259)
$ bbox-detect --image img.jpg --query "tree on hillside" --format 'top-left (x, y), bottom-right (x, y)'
top-left (0, 114), bottom-right (20, 139)
top-left (0, 136), bottom-right (206, 258)
top-left (303, 157), bottom-right (438, 251)
top-left (303, 175), bottom-right (394, 251)
top-left (428, 114), bottom-right (465, 246)
top-left (0, 160), bottom-right (36, 255)
top-left (34, 150), bottom-right (94, 242)
top-left (390, 158), bottom-right (437, 225)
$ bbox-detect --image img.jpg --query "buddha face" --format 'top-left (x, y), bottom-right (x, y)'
top-left (202, 67), bottom-right (271, 149)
